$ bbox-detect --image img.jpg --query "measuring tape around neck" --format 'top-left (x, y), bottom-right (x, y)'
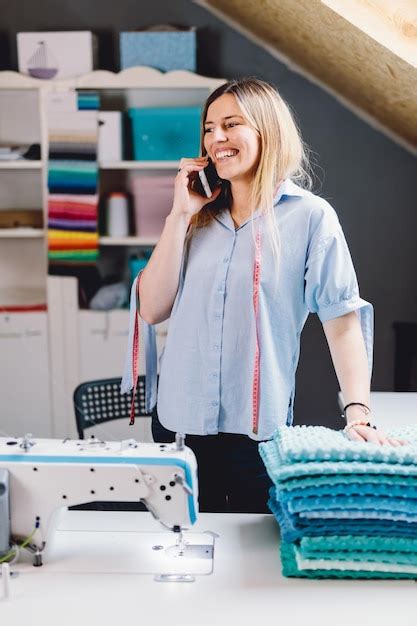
top-left (251, 182), bottom-right (283, 434)
top-left (252, 226), bottom-right (262, 435)
top-left (129, 274), bottom-right (142, 425)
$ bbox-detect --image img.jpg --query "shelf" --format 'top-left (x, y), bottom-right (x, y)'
top-left (0, 68), bottom-right (225, 91)
top-left (100, 161), bottom-right (178, 170)
top-left (99, 236), bottom-right (157, 246)
top-left (0, 232), bottom-right (156, 245)
top-left (0, 160), bottom-right (42, 169)
top-left (0, 228), bottom-right (45, 238)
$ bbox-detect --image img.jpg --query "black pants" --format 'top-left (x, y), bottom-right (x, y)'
top-left (151, 409), bottom-right (272, 513)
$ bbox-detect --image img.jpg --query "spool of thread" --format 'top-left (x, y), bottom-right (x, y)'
top-left (106, 192), bottom-right (129, 237)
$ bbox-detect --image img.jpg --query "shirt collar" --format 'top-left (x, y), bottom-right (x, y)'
top-left (273, 178), bottom-right (305, 205)
top-left (213, 178), bottom-right (305, 231)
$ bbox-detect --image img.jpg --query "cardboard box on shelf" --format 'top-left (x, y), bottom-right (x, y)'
top-left (0, 209), bottom-right (43, 229)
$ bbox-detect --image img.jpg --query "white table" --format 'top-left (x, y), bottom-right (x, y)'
top-left (1, 510), bottom-right (416, 626)
top-left (338, 392), bottom-right (417, 428)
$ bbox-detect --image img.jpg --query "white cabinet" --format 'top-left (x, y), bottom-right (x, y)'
top-left (0, 312), bottom-right (51, 437)
top-left (78, 310), bottom-right (131, 380)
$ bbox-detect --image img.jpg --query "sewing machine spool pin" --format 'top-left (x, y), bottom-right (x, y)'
top-left (19, 434), bottom-right (35, 452)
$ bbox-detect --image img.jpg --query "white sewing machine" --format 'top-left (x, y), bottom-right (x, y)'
top-left (0, 433), bottom-right (212, 580)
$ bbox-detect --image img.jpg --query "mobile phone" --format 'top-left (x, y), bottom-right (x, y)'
top-left (193, 159), bottom-right (220, 198)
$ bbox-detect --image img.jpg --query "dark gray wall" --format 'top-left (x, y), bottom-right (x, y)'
top-left (2, 0), bottom-right (417, 427)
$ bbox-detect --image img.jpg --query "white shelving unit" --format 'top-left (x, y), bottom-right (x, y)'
top-left (0, 67), bottom-right (223, 242)
top-left (0, 67), bottom-right (224, 438)
top-left (0, 228), bottom-right (45, 238)
top-left (99, 236), bottom-right (158, 246)
top-left (0, 160), bottom-right (42, 169)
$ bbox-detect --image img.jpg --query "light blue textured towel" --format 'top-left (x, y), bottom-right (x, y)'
top-left (259, 425), bottom-right (417, 483)
top-left (270, 424), bottom-right (417, 464)
top-left (268, 491), bottom-right (417, 542)
top-left (288, 494), bottom-right (417, 515)
top-left (280, 473), bottom-right (417, 491)
top-left (277, 480), bottom-right (417, 501)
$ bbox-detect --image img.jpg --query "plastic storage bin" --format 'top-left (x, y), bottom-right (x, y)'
top-left (130, 175), bottom-right (175, 237)
top-left (128, 107), bottom-right (201, 161)
top-left (120, 29), bottom-right (196, 72)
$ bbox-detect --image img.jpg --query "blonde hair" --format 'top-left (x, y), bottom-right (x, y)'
top-left (190, 78), bottom-right (312, 267)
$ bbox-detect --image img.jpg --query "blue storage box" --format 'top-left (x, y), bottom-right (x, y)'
top-left (120, 29), bottom-right (196, 72)
top-left (128, 107), bottom-right (201, 161)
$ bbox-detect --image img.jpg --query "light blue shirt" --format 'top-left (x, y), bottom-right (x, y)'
top-left (122, 178), bottom-right (373, 441)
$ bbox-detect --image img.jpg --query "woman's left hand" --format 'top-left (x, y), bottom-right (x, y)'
top-left (344, 424), bottom-right (407, 446)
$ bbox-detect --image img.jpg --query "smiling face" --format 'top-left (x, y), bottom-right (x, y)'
top-left (203, 93), bottom-right (261, 185)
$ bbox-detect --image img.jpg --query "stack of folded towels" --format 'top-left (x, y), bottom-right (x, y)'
top-left (259, 425), bottom-right (417, 579)
top-left (47, 103), bottom-right (100, 265)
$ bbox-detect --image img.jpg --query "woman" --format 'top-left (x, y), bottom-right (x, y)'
top-left (122, 78), bottom-right (403, 513)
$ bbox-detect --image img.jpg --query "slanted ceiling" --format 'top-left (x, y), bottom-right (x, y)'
top-left (196, 0), bottom-right (417, 154)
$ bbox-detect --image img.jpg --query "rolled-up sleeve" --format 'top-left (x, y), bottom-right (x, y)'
top-left (304, 209), bottom-right (374, 377)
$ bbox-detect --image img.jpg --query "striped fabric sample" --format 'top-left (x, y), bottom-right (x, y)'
top-left (260, 425), bottom-right (417, 578)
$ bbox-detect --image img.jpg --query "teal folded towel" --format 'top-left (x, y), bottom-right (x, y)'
top-left (281, 541), bottom-right (417, 579)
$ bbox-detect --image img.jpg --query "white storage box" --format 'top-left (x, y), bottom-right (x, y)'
top-left (17, 31), bottom-right (98, 80)
top-left (98, 111), bottom-right (123, 162)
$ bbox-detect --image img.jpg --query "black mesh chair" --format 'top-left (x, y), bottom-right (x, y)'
top-left (71, 375), bottom-right (152, 512)
top-left (73, 376), bottom-right (151, 439)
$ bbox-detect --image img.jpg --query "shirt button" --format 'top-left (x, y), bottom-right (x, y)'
top-left (223, 257), bottom-right (229, 263)
top-left (217, 285), bottom-right (223, 292)
top-left (211, 400), bottom-right (219, 407)
top-left (211, 372), bottom-right (218, 378)
top-left (214, 313), bottom-right (221, 320)
top-left (213, 343), bottom-right (219, 350)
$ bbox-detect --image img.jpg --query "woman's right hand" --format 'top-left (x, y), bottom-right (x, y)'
top-left (171, 157), bottom-right (221, 220)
